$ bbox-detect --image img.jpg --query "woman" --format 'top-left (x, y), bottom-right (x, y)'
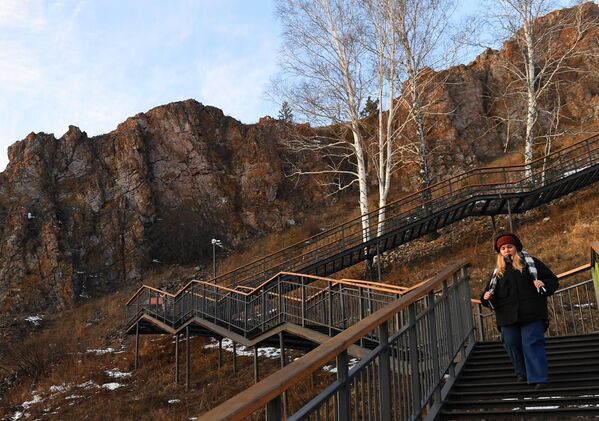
top-left (481, 232), bottom-right (559, 389)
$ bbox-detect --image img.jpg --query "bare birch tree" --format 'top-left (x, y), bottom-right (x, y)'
top-left (274, 0), bottom-right (374, 241)
top-left (391, 0), bottom-right (457, 214)
top-left (478, 0), bottom-right (598, 177)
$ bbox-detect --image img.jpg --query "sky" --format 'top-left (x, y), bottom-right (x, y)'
top-left (0, 0), bottom-right (575, 172)
top-left (0, 0), bottom-right (282, 171)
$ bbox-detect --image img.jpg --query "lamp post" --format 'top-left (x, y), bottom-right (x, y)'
top-left (211, 238), bottom-right (223, 279)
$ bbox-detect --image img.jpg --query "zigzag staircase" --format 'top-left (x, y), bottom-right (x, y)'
top-left (125, 133), bottom-right (599, 420)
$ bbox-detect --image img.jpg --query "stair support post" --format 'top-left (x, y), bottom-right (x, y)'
top-left (134, 321), bottom-right (139, 370)
top-left (174, 333), bottom-right (180, 384)
top-left (232, 341), bottom-right (237, 375)
top-left (378, 321), bottom-right (392, 421)
top-left (254, 345), bottom-right (260, 383)
top-left (185, 326), bottom-right (190, 390)
top-left (408, 303), bottom-right (421, 418)
top-left (336, 350), bottom-right (351, 421)
top-left (279, 332), bottom-right (288, 417)
top-left (218, 338), bottom-right (223, 370)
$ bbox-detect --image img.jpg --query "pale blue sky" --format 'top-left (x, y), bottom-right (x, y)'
top-left (0, 0), bottom-right (574, 171)
top-left (0, 0), bottom-right (281, 170)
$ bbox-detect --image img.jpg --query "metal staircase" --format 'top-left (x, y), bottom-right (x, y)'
top-left (440, 333), bottom-right (599, 420)
top-left (126, 133), bottom-right (599, 343)
top-left (124, 133), bottom-right (599, 420)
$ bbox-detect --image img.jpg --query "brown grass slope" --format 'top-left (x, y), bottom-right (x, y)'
top-left (1, 149), bottom-right (598, 420)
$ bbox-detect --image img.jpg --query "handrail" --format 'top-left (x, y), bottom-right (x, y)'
top-left (210, 133), bottom-right (599, 284)
top-left (196, 259), bottom-right (468, 421)
top-left (126, 271), bottom-right (409, 306)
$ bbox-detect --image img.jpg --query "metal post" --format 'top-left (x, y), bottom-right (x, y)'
top-left (134, 321), bottom-right (139, 370)
top-left (301, 278), bottom-right (306, 327)
top-left (328, 281), bottom-right (333, 335)
top-left (477, 303), bottom-right (485, 341)
top-left (490, 215), bottom-right (496, 233)
top-left (378, 321), bottom-right (392, 421)
top-left (336, 350), bottom-right (351, 421)
top-left (376, 242), bottom-right (382, 282)
top-left (185, 327), bottom-right (190, 390)
top-left (232, 341), bottom-right (237, 374)
top-left (279, 332), bottom-right (288, 417)
top-left (408, 304), bottom-right (421, 418)
top-left (443, 281), bottom-right (456, 380)
top-left (266, 396), bottom-right (282, 421)
top-left (174, 334), bottom-right (179, 384)
top-left (254, 346), bottom-right (260, 383)
top-left (212, 241), bottom-right (216, 279)
top-left (218, 338), bottom-right (223, 370)
top-left (427, 291), bottom-right (441, 404)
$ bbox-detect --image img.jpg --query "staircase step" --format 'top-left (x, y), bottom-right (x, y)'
top-left (448, 385), bottom-right (599, 400)
top-left (463, 358), bottom-right (599, 374)
top-left (469, 345), bottom-right (599, 359)
top-left (452, 376), bottom-right (599, 391)
top-left (457, 368), bottom-right (599, 384)
top-left (443, 395), bottom-right (599, 410)
top-left (440, 406), bottom-right (599, 420)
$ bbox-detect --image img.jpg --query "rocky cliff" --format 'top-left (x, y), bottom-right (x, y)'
top-left (0, 101), bottom-right (321, 316)
top-left (0, 3), bottom-right (597, 320)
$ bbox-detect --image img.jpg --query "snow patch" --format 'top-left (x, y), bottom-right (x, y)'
top-left (105, 369), bottom-right (132, 379)
top-left (205, 338), bottom-right (281, 359)
top-left (101, 382), bottom-right (124, 391)
top-left (48, 385), bottom-right (68, 394)
top-left (22, 394), bottom-right (43, 409)
top-left (24, 315), bottom-right (43, 326)
top-left (168, 399), bottom-right (181, 404)
top-left (86, 347), bottom-right (114, 355)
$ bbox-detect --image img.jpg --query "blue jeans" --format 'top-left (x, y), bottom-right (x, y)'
top-left (500, 320), bottom-right (548, 384)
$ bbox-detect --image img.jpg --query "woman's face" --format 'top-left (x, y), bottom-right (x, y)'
top-left (500, 243), bottom-right (517, 257)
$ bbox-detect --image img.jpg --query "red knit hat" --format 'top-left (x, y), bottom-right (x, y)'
top-left (494, 232), bottom-right (523, 252)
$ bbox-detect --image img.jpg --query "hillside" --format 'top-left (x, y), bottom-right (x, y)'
top-left (1, 3), bottom-right (599, 420)
top-left (1, 160), bottom-right (597, 420)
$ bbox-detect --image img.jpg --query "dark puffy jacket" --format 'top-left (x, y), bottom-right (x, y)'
top-left (480, 257), bottom-right (559, 328)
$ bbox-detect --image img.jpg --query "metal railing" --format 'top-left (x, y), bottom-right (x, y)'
top-left (197, 260), bottom-right (472, 421)
top-left (126, 272), bottom-right (412, 339)
top-left (472, 261), bottom-right (598, 341)
top-left (206, 133), bottom-right (599, 289)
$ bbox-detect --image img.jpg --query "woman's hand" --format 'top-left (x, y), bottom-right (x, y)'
top-left (483, 291), bottom-right (494, 300)
top-left (533, 280), bottom-right (545, 290)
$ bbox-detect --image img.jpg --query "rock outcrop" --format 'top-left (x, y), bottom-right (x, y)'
top-left (0, 3), bottom-right (597, 319)
top-left (0, 101), bottom-right (318, 316)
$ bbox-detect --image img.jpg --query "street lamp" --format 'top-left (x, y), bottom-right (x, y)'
top-left (211, 238), bottom-right (223, 279)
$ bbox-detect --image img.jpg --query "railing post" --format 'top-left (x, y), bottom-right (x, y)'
top-left (266, 396), bottom-right (282, 421)
top-left (408, 303), bottom-right (421, 418)
top-left (301, 278), bottom-right (306, 327)
top-left (328, 281), bottom-right (333, 335)
top-left (278, 278), bottom-right (283, 324)
top-left (477, 303), bottom-right (485, 341)
top-left (427, 291), bottom-right (441, 405)
top-left (442, 281), bottom-right (455, 373)
top-left (336, 350), bottom-right (351, 421)
top-left (378, 321), bottom-right (392, 421)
